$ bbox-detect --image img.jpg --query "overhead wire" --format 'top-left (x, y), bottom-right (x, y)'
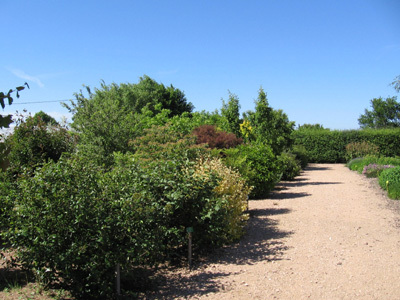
top-left (11, 99), bottom-right (72, 105)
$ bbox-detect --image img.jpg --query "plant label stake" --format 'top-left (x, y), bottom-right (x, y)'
top-left (187, 227), bottom-right (194, 269)
top-left (116, 263), bottom-right (121, 296)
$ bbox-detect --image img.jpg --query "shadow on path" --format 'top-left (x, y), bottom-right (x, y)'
top-left (145, 205), bottom-right (292, 299)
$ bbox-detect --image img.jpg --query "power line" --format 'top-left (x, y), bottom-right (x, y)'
top-left (12, 99), bottom-right (72, 105)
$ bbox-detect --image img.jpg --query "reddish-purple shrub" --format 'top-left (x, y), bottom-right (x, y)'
top-left (192, 125), bottom-right (243, 149)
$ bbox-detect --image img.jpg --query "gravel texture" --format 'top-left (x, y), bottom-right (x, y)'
top-left (145, 164), bottom-right (400, 300)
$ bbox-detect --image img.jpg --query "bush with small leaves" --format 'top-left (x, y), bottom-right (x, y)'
top-left (190, 157), bottom-right (252, 243)
top-left (345, 141), bottom-right (379, 161)
top-left (379, 166), bottom-right (400, 200)
top-left (278, 152), bottom-right (302, 181)
top-left (223, 142), bottom-right (280, 198)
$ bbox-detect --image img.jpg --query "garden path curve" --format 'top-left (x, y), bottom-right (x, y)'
top-left (146, 164), bottom-right (400, 299)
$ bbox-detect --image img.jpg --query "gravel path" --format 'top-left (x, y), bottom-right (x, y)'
top-left (145, 164), bottom-right (400, 299)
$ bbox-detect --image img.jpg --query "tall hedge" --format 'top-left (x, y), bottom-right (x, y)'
top-left (293, 128), bottom-right (400, 163)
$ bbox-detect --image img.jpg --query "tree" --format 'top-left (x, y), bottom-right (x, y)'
top-left (247, 87), bottom-right (294, 154)
top-left (358, 96), bottom-right (400, 129)
top-left (63, 76), bottom-right (194, 166)
top-left (391, 75), bottom-right (400, 93)
top-left (33, 110), bottom-right (59, 126)
top-left (0, 83), bottom-right (29, 128)
top-left (297, 123), bottom-right (328, 131)
top-left (5, 114), bottom-right (76, 175)
top-left (220, 91), bottom-right (241, 137)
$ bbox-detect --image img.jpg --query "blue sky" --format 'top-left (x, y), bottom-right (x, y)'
top-left (2, 0), bottom-right (399, 130)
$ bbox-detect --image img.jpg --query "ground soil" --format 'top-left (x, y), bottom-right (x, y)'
top-left (144, 164), bottom-right (400, 300)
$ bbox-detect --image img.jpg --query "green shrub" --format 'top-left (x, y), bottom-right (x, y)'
top-left (191, 157), bottom-right (252, 243)
top-left (0, 171), bottom-right (15, 235)
top-left (388, 182), bottom-right (400, 200)
top-left (223, 142), bottom-right (280, 198)
top-left (278, 152), bottom-right (301, 180)
top-left (291, 144), bottom-right (309, 169)
top-left (379, 167), bottom-right (400, 200)
top-left (5, 114), bottom-right (76, 176)
top-left (346, 157), bottom-right (365, 171)
top-left (345, 141), bottom-right (379, 161)
top-left (129, 124), bottom-right (206, 162)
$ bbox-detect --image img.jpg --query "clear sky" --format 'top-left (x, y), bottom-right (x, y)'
top-left (2, 0), bottom-right (399, 130)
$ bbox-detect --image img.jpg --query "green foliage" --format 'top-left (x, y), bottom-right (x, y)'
top-left (293, 128), bottom-right (400, 163)
top-left (392, 75), bottom-right (400, 93)
top-left (291, 144), bottom-right (309, 169)
top-left (0, 171), bottom-right (15, 234)
top-left (0, 83), bottom-right (29, 129)
top-left (4, 149), bottom-right (254, 298)
top-left (129, 124), bottom-right (207, 162)
top-left (278, 152), bottom-right (302, 181)
top-left (297, 123), bottom-right (328, 131)
top-left (220, 91), bottom-right (241, 137)
top-left (347, 157), bottom-right (366, 171)
top-left (32, 111), bottom-right (58, 126)
top-left (5, 114), bottom-right (76, 175)
top-left (192, 157), bottom-right (252, 242)
top-left (64, 76), bottom-right (194, 166)
top-left (345, 141), bottom-right (379, 161)
top-left (358, 96), bottom-right (400, 129)
top-left (379, 166), bottom-right (400, 199)
top-left (246, 88), bottom-right (294, 154)
top-left (223, 142), bottom-right (280, 198)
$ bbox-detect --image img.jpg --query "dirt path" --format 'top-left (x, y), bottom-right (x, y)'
top-left (146, 164), bottom-right (400, 299)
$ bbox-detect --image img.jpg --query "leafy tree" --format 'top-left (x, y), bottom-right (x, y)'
top-left (220, 91), bottom-right (241, 137)
top-left (64, 76), bottom-right (194, 166)
top-left (297, 123), bottom-right (328, 131)
top-left (247, 87), bottom-right (294, 154)
top-left (358, 96), bottom-right (400, 129)
top-left (33, 110), bottom-right (58, 126)
top-left (5, 114), bottom-right (76, 175)
top-left (391, 75), bottom-right (400, 93)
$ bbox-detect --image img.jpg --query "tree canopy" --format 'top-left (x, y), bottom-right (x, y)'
top-left (358, 96), bottom-right (400, 129)
top-left (63, 76), bottom-right (194, 166)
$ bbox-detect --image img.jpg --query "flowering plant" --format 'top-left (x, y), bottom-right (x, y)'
top-left (362, 163), bottom-right (395, 178)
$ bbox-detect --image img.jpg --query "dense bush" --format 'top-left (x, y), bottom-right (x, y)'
top-left (129, 124), bottom-right (207, 162)
top-left (223, 142), bottom-right (280, 198)
top-left (379, 167), bottom-right (400, 199)
top-left (291, 144), bottom-right (309, 169)
top-left (5, 114), bottom-right (76, 175)
top-left (345, 141), bottom-right (379, 161)
top-left (0, 172), bottom-right (15, 235)
top-left (278, 152), bottom-right (302, 181)
top-left (191, 157), bottom-right (252, 242)
top-left (293, 128), bottom-right (400, 163)
top-left (4, 146), bottom-right (255, 299)
top-left (192, 125), bottom-right (243, 149)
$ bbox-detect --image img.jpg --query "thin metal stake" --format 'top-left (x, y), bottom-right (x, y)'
top-left (116, 263), bottom-right (121, 296)
top-left (188, 232), bottom-right (193, 268)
